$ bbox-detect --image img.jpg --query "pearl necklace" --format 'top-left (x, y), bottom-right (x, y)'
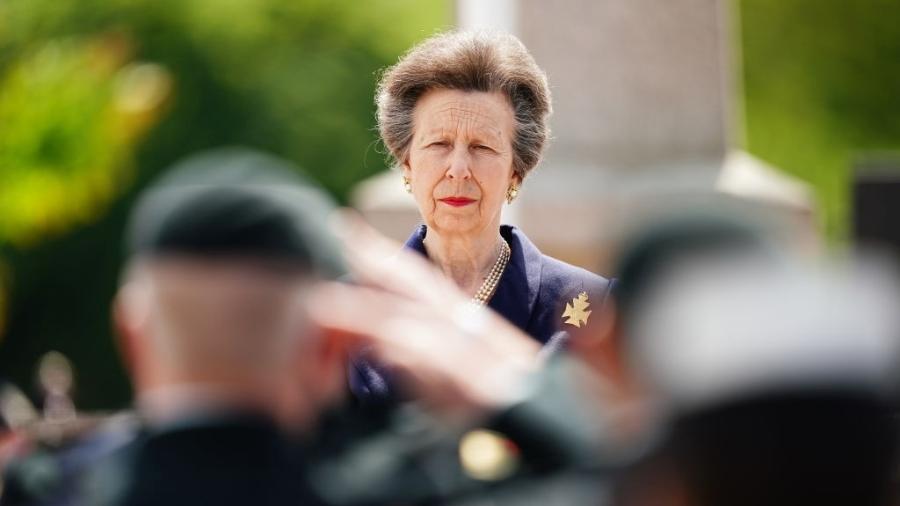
top-left (471, 239), bottom-right (511, 306)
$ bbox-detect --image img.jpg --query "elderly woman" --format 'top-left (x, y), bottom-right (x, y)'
top-left (351, 31), bottom-right (611, 400)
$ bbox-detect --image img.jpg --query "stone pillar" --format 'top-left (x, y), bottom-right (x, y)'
top-left (456, 0), bottom-right (518, 34)
top-left (515, 0), bottom-right (736, 271)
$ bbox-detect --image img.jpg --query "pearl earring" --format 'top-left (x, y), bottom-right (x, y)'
top-left (403, 177), bottom-right (412, 194)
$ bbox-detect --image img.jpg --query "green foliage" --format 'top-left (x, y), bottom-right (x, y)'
top-left (0, 36), bottom-right (168, 247)
top-left (738, 0), bottom-right (900, 239)
top-left (0, 0), bottom-right (450, 409)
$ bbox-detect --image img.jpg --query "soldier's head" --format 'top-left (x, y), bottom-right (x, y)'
top-left (608, 216), bottom-right (900, 506)
top-left (114, 148), bottom-right (346, 430)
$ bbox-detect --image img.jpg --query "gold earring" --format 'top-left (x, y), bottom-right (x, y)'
top-left (506, 185), bottom-right (519, 204)
top-left (403, 177), bottom-right (412, 194)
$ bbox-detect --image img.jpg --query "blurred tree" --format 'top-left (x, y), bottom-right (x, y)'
top-left (0, 0), bottom-right (451, 409)
top-left (738, 0), bottom-right (900, 239)
top-left (0, 36), bottom-right (170, 247)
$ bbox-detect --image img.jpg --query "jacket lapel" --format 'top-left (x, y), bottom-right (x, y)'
top-left (403, 225), bottom-right (543, 340)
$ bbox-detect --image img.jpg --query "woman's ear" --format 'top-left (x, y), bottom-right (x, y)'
top-left (401, 158), bottom-right (412, 179)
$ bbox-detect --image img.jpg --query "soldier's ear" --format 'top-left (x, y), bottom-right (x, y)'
top-left (294, 327), bottom-right (352, 410)
top-left (112, 282), bottom-right (151, 383)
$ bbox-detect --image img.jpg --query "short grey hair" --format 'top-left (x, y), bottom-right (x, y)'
top-left (376, 31), bottom-right (552, 180)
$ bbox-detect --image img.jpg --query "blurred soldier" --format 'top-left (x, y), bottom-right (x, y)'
top-left (103, 148), bottom-right (351, 506)
top-left (3, 148), bottom-right (350, 506)
top-left (612, 232), bottom-right (900, 506)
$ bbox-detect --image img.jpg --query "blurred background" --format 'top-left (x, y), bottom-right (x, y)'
top-left (0, 0), bottom-right (898, 411)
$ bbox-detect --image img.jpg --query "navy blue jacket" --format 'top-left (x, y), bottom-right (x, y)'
top-left (349, 224), bottom-right (611, 401)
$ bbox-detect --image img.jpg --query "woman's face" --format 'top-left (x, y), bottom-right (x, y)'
top-left (403, 89), bottom-right (518, 238)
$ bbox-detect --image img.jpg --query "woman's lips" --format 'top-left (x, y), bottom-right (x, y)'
top-left (439, 197), bottom-right (476, 207)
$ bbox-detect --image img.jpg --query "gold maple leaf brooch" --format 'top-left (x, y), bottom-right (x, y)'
top-left (562, 291), bottom-right (592, 328)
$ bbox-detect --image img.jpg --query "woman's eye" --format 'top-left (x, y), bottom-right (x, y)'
top-left (473, 144), bottom-right (493, 152)
top-left (427, 141), bottom-right (449, 148)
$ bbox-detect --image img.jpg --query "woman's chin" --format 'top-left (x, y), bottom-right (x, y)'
top-left (429, 217), bottom-right (484, 236)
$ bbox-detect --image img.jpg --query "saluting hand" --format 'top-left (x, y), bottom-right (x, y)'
top-left (309, 211), bottom-right (540, 423)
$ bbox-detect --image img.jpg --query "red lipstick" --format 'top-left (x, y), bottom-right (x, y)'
top-left (439, 197), bottom-right (476, 207)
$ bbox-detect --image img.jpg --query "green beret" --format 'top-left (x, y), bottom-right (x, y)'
top-left (127, 147), bottom-right (345, 278)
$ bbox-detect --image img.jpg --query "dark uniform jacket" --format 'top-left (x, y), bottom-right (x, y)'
top-left (350, 224), bottom-right (611, 401)
top-left (0, 412), bottom-right (330, 506)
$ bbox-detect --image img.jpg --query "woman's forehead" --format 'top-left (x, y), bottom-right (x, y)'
top-left (414, 89), bottom-right (513, 139)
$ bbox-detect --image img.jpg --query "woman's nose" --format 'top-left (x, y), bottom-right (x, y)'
top-left (445, 145), bottom-right (472, 180)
